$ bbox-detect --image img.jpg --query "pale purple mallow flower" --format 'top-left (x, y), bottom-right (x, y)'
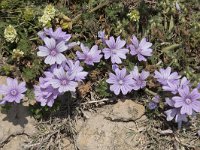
top-left (128, 35), bottom-right (153, 61)
top-left (98, 30), bottom-right (105, 39)
top-left (102, 36), bottom-right (129, 64)
top-left (37, 31), bottom-right (46, 40)
top-left (172, 86), bottom-right (200, 115)
top-left (37, 37), bottom-right (68, 65)
top-left (197, 83), bottom-right (200, 90)
top-left (62, 60), bottom-right (88, 81)
top-left (130, 66), bottom-right (149, 90)
top-left (106, 68), bottom-right (134, 95)
top-left (50, 67), bottom-right (78, 93)
top-left (38, 27), bottom-right (71, 42)
top-left (148, 95), bottom-right (160, 110)
top-left (164, 98), bottom-right (188, 123)
top-left (34, 79), bottom-right (59, 107)
top-left (148, 102), bottom-right (158, 110)
top-left (154, 67), bottom-right (181, 86)
top-left (0, 78), bottom-right (27, 103)
top-left (162, 77), bottom-right (190, 94)
top-left (76, 44), bottom-right (103, 65)
top-left (98, 30), bottom-right (106, 44)
top-left (112, 64), bottom-right (119, 71)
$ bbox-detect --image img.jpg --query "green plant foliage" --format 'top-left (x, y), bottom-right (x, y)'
top-left (29, 102), bottom-right (61, 119)
top-left (95, 80), bottom-right (111, 97)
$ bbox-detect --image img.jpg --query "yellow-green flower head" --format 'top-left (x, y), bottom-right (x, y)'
top-left (12, 49), bottom-right (24, 59)
top-left (23, 7), bottom-right (34, 21)
top-left (127, 10), bottom-right (140, 22)
top-left (44, 4), bottom-right (56, 18)
top-left (4, 25), bottom-right (17, 43)
top-left (39, 14), bottom-right (51, 26)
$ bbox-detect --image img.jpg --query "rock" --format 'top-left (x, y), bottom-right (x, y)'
top-left (0, 104), bottom-right (37, 146)
top-left (2, 135), bottom-right (28, 150)
top-left (76, 101), bottom-right (148, 150)
top-left (107, 100), bottom-right (145, 122)
top-left (61, 138), bottom-right (74, 150)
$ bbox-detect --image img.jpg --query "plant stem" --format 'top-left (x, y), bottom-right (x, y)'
top-left (145, 88), bottom-right (157, 96)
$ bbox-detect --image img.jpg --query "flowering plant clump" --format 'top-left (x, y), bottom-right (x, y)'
top-left (153, 67), bottom-right (200, 127)
top-left (0, 2), bottom-right (200, 142)
top-left (1, 25), bottom-right (200, 129)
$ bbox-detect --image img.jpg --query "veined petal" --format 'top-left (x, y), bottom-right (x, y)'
top-left (38, 46), bottom-right (50, 56)
top-left (55, 53), bottom-right (66, 64)
top-left (53, 67), bottom-right (65, 79)
top-left (110, 84), bottom-right (120, 95)
top-left (45, 55), bottom-right (56, 65)
top-left (44, 38), bottom-right (56, 49)
top-left (56, 41), bottom-right (68, 52)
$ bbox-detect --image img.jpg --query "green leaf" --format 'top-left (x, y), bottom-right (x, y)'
top-left (168, 15), bottom-right (174, 33)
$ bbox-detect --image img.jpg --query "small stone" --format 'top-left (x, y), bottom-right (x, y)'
top-left (107, 100), bottom-right (145, 122)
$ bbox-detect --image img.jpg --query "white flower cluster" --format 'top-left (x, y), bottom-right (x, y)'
top-left (39, 4), bottom-right (56, 26)
top-left (4, 25), bottom-right (17, 43)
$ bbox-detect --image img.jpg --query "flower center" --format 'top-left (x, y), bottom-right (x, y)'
top-left (10, 89), bottom-right (17, 96)
top-left (112, 49), bottom-right (118, 55)
top-left (85, 55), bottom-right (92, 62)
top-left (185, 98), bottom-right (192, 104)
top-left (50, 50), bottom-right (57, 56)
top-left (136, 47), bottom-right (142, 53)
top-left (118, 80), bottom-right (123, 85)
top-left (61, 79), bottom-right (68, 85)
top-left (136, 79), bottom-right (142, 86)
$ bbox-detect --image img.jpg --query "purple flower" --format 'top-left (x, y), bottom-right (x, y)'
top-left (0, 78), bottom-right (26, 103)
top-left (37, 37), bottom-right (68, 65)
top-left (106, 68), bottom-right (134, 95)
top-left (130, 66), bottom-right (149, 90)
top-left (112, 64), bottom-right (119, 71)
top-left (34, 77), bottom-right (59, 107)
top-left (164, 98), bottom-right (188, 123)
top-left (197, 83), bottom-right (200, 90)
top-left (37, 31), bottom-right (46, 40)
top-left (148, 95), bottom-right (160, 110)
top-left (162, 77), bottom-right (190, 94)
top-left (102, 36), bottom-right (129, 64)
top-left (148, 102), bottom-right (158, 110)
top-left (172, 86), bottom-right (200, 115)
top-left (50, 67), bottom-right (78, 93)
top-left (38, 27), bottom-right (71, 42)
top-left (152, 95), bottom-right (160, 103)
top-left (128, 35), bottom-right (152, 61)
top-left (154, 67), bottom-right (181, 85)
top-left (76, 44), bottom-right (102, 65)
top-left (62, 59), bottom-right (88, 81)
top-left (98, 30), bottom-right (105, 39)
top-left (98, 30), bottom-right (106, 44)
